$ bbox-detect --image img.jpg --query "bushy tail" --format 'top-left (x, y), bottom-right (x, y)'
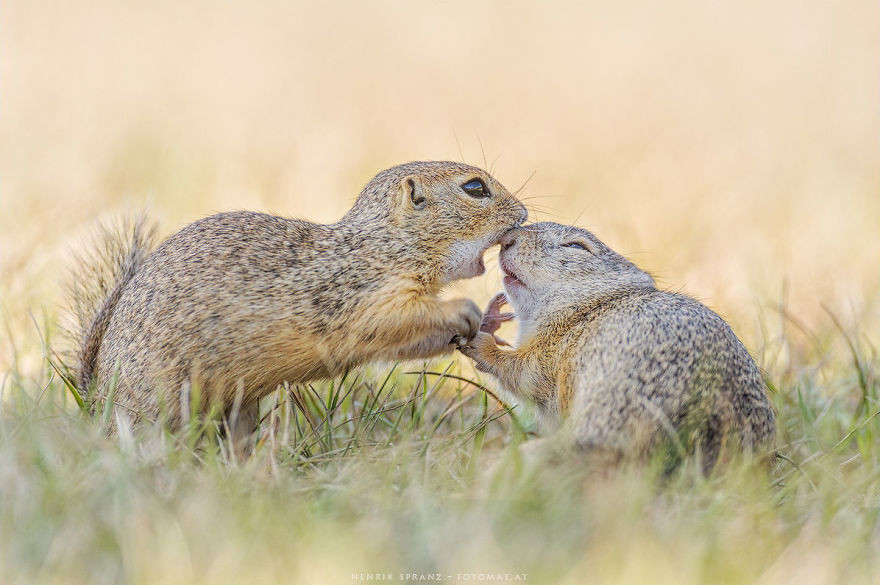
top-left (68, 214), bottom-right (159, 404)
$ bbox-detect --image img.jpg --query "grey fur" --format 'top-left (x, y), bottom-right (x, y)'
top-left (459, 222), bottom-right (775, 470)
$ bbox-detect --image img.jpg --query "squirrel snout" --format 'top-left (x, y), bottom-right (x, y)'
top-left (500, 229), bottom-right (520, 251)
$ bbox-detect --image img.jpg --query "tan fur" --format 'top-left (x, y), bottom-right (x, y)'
top-left (71, 161), bottom-right (527, 439)
top-left (460, 222), bottom-right (775, 471)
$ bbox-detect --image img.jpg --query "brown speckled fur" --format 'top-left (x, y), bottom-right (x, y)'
top-left (459, 222), bottom-right (775, 470)
top-left (73, 161), bottom-right (527, 434)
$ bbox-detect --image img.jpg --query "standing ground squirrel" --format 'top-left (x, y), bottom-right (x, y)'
top-left (458, 222), bottom-right (775, 470)
top-left (71, 161), bottom-right (527, 439)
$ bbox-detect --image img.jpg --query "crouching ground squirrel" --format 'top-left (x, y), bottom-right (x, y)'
top-left (71, 161), bottom-right (528, 441)
top-left (458, 222), bottom-right (775, 470)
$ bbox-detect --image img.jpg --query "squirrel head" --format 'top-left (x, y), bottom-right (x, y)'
top-left (343, 161), bottom-right (528, 286)
top-left (498, 222), bottom-right (655, 328)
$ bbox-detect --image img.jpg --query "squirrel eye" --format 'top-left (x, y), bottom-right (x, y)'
top-left (461, 179), bottom-right (489, 198)
top-left (562, 242), bottom-right (589, 251)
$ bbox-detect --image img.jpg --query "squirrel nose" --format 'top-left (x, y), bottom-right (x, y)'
top-left (500, 229), bottom-right (520, 251)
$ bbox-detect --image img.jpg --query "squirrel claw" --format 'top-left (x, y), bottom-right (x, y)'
top-left (487, 292), bottom-right (508, 310)
top-left (481, 292), bottom-right (515, 335)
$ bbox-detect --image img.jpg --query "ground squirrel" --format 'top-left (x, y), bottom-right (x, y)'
top-left (458, 222), bottom-right (775, 470)
top-left (71, 161), bottom-right (528, 440)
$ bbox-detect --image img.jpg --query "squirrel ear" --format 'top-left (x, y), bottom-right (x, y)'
top-left (404, 176), bottom-right (427, 210)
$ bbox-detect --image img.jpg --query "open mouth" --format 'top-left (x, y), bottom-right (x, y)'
top-left (500, 262), bottom-right (525, 289)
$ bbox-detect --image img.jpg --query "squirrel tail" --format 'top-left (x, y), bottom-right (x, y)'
top-left (68, 214), bottom-right (159, 403)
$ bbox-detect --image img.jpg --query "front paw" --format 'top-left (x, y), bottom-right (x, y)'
top-left (456, 331), bottom-right (496, 366)
top-left (480, 292), bottom-right (514, 346)
top-left (457, 332), bottom-right (496, 374)
top-left (443, 298), bottom-right (482, 344)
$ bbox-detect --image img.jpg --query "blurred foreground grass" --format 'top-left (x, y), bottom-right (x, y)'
top-left (1, 308), bottom-right (879, 585)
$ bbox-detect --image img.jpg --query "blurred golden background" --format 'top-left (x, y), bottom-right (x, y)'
top-left (2, 0), bottom-right (877, 375)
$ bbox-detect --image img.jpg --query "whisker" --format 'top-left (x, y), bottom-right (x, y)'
top-left (476, 132), bottom-right (488, 171)
top-left (518, 194), bottom-right (563, 202)
top-left (490, 151), bottom-right (503, 175)
top-left (452, 128), bottom-right (465, 164)
top-left (571, 208), bottom-right (590, 225)
top-left (513, 170), bottom-right (537, 197)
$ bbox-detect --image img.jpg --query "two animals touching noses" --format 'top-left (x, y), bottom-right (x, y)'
top-left (71, 161), bottom-right (775, 470)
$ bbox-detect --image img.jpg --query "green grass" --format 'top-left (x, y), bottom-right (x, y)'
top-left (1, 309), bottom-right (878, 585)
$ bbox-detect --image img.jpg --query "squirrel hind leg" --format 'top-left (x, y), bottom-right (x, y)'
top-left (225, 402), bottom-right (260, 461)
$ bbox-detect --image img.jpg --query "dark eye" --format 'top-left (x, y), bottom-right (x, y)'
top-left (562, 242), bottom-right (588, 251)
top-left (461, 178), bottom-right (489, 198)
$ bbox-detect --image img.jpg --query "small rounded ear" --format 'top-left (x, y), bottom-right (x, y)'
top-left (403, 176), bottom-right (427, 210)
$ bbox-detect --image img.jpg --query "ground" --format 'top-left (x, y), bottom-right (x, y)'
top-left (1, 317), bottom-right (878, 584)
